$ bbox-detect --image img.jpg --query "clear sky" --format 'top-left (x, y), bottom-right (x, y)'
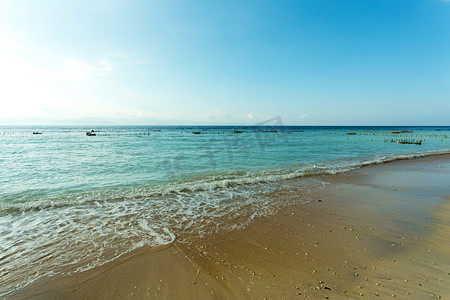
top-left (0, 0), bottom-right (449, 125)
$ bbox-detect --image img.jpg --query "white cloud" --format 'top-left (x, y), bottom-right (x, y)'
top-left (112, 108), bottom-right (184, 120)
top-left (201, 110), bottom-right (266, 124)
top-left (0, 29), bottom-right (110, 120)
top-left (97, 60), bottom-right (113, 77)
top-left (63, 60), bottom-right (96, 79)
top-left (0, 38), bottom-right (76, 118)
top-left (63, 59), bottom-right (113, 79)
top-left (203, 109), bottom-right (231, 121)
top-left (299, 114), bottom-right (310, 119)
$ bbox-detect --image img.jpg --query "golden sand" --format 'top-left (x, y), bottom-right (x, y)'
top-left (9, 155), bottom-right (450, 299)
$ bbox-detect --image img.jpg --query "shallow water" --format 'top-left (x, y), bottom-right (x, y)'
top-left (0, 125), bottom-right (449, 295)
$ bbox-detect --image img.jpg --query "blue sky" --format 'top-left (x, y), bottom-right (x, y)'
top-left (0, 0), bottom-right (449, 125)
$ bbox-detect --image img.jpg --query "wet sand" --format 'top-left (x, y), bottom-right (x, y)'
top-left (9, 155), bottom-right (450, 299)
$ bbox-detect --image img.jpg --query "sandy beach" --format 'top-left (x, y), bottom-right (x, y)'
top-left (2, 0), bottom-right (450, 298)
top-left (9, 155), bottom-right (450, 299)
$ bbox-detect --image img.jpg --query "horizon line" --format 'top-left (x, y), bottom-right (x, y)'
top-left (1, 124), bottom-right (449, 127)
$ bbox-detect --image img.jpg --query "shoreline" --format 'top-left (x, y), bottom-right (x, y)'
top-left (8, 154), bottom-right (450, 299)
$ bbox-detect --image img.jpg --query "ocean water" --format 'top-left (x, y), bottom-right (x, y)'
top-left (0, 125), bottom-right (449, 294)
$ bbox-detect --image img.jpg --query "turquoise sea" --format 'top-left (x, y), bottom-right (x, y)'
top-left (1, 125), bottom-right (449, 294)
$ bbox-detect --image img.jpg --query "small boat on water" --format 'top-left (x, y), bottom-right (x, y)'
top-left (32, 132), bottom-right (42, 135)
top-left (391, 138), bottom-right (422, 145)
top-left (86, 130), bottom-right (96, 136)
